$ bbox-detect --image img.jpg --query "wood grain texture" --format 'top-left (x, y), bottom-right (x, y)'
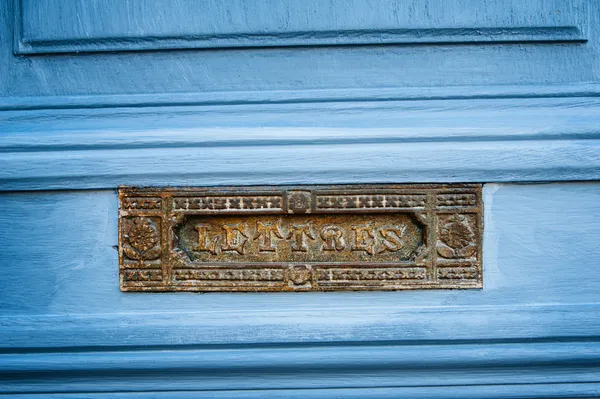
top-left (2, 96), bottom-right (600, 190)
top-left (2, 0), bottom-right (600, 396)
top-left (4, 385), bottom-right (600, 399)
top-left (2, 0), bottom-right (600, 192)
top-left (1, 1), bottom-right (599, 99)
top-left (1, 342), bottom-right (599, 395)
top-left (0, 183), bottom-right (599, 396)
top-left (14, 0), bottom-right (588, 54)
top-left (10, 383), bottom-right (598, 399)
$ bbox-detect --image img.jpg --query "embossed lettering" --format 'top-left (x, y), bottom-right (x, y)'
top-left (121, 185), bottom-right (483, 292)
top-left (254, 221), bottom-right (284, 252)
top-left (351, 224), bottom-right (376, 255)
top-left (194, 224), bottom-right (219, 255)
top-left (221, 223), bottom-right (249, 255)
top-left (320, 224), bottom-right (345, 251)
top-left (378, 225), bottom-right (406, 254)
top-left (287, 222), bottom-right (316, 252)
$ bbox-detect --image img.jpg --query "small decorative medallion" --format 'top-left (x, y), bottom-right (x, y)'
top-left (119, 184), bottom-right (482, 291)
top-left (122, 217), bottom-right (162, 264)
top-left (287, 191), bottom-right (312, 213)
top-left (285, 265), bottom-right (313, 289)
top-left (437, 214), bottom-right (477, 259)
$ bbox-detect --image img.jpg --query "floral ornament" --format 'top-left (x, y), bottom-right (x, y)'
top-left (288, 192), bottom-right (311, 213)
top-left (285, 265), bottom-right (313, 288)
top-left (437, 214), bottom-right (477, 259)
top-left (122, 217), bottom-right (161, 264)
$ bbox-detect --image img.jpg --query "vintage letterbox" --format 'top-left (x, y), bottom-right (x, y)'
top-left (1, 1), bottom-right (599, 397)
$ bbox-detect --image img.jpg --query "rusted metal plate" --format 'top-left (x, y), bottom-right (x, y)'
top-left (119, 184), bottom-right (483, 292)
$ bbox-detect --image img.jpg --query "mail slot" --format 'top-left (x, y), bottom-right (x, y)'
top-left (119, 184), bottom-right (483, 291)
top-left (2, 0), bottom-right (599, 397)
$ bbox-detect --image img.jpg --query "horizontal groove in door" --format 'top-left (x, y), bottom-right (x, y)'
top-left (14, 0), bottom-right (589, 54)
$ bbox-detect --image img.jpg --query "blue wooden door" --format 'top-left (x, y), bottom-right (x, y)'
top-left (1, 1), bottom-right (600, 397)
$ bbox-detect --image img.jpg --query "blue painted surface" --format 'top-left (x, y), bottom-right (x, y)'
top-left (1, 1), bottom-right (599, 98)
top-left (2, 0), bottom-right (600, 190)
top-left (1, 0), bottom-right (600, 396)
top-left (2, 97), bottom-right (600, 190)
top-left (1, 184), bottom-right (599, 396)
top-left (14, 0), bottom-right (588, 54)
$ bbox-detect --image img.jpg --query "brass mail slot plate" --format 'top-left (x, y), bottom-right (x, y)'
top-left (119, 184), bottom-right (483, 292)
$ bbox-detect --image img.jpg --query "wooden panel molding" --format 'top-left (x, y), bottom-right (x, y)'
top-left (14, 0), bottom-right (588, 55)
top-left (1, 95), bottom-right (599, 191)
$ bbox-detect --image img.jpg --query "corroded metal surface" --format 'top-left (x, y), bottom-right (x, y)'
top-left (119, 185), bottom-right (483, 292)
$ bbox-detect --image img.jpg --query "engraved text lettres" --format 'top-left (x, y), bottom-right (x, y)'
top-left (351, 224), bottom-right (376, 255)
top-left (254, 221), bottom-right (284, 252)
top-left (320, 224), bottom-right (345, 251)
top-left (194, 224), bottom-right (219, 255)
top-left (378, 225), bottom-right (407, 254)
top-left (120, 184), bottom-right (482, 292)
top-left (287, 222), bottom-right (316, 252)
top-left (221, 223), bottom-right (249, 255)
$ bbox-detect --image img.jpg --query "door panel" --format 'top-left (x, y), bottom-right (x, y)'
top-left (1, 0), bottom-right (600, 397)
top-left (16, 0), bottom-right (588, 54)
top-left (1, 184), bottom-right (599, 397)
